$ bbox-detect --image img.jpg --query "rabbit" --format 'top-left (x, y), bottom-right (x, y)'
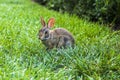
top-left (38, 17), bottom-right (75, 50)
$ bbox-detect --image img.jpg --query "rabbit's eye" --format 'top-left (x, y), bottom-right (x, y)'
top-left (45, 31), bottom-right (48, 34)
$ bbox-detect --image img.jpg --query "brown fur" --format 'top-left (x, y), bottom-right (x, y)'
top-left (38, 17), bottom-right (75, 50)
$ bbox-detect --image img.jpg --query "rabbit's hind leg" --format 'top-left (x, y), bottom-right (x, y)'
top-left (57, 36), bottom-right (65, 49)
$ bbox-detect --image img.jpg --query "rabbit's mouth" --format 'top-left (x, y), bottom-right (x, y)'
top-left (41, 36), bottom-right (50, 41)
top-left (41, 39), bottom-right (46, 41)
top-left (41, 38), bottom-right (48, 41)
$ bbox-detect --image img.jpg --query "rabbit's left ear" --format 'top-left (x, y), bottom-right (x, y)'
top-left (40, 17), bottom-right (46, 27)
top-left (48, 18), bottom-right (55, 28)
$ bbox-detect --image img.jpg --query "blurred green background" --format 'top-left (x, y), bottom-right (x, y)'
top-left (0, 0), bottom-right (120, 80)
top-left (34, 0), bottom-right (120, 30)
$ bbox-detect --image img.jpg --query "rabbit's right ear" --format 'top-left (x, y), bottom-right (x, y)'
top-left (48, 18), bottom-right (55, 28)
top-left (40, 17), bottom-right (46, 27)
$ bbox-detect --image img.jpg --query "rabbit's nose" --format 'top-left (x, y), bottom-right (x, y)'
top-left (40, 38), bottom-right (44, 41)
top-left (39, 37), bottom-right (43, 40)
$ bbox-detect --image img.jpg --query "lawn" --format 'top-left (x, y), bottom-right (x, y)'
top-left (0, 0), bottom-right (120, 80)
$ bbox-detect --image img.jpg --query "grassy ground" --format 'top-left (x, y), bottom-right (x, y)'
top-left (0, 0), bottom-right (120, 80)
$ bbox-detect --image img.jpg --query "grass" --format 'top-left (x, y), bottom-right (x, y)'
top-left (0, 0), bottom-right (120, 79)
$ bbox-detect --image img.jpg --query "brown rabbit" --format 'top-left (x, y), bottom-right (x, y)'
top-left (38, 17), bottom-right (75, 50)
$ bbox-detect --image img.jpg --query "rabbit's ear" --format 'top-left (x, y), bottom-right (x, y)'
top-left (40, 17), bottom-right (46, 27)
top-left (48, 18), bottom-right (55, 28)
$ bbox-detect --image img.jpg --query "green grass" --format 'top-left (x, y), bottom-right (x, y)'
top-left (0, 0), bottom-right (120, 79)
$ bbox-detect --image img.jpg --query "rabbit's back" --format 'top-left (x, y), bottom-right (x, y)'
top-left (54, 28), bottom-right (75, 44)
